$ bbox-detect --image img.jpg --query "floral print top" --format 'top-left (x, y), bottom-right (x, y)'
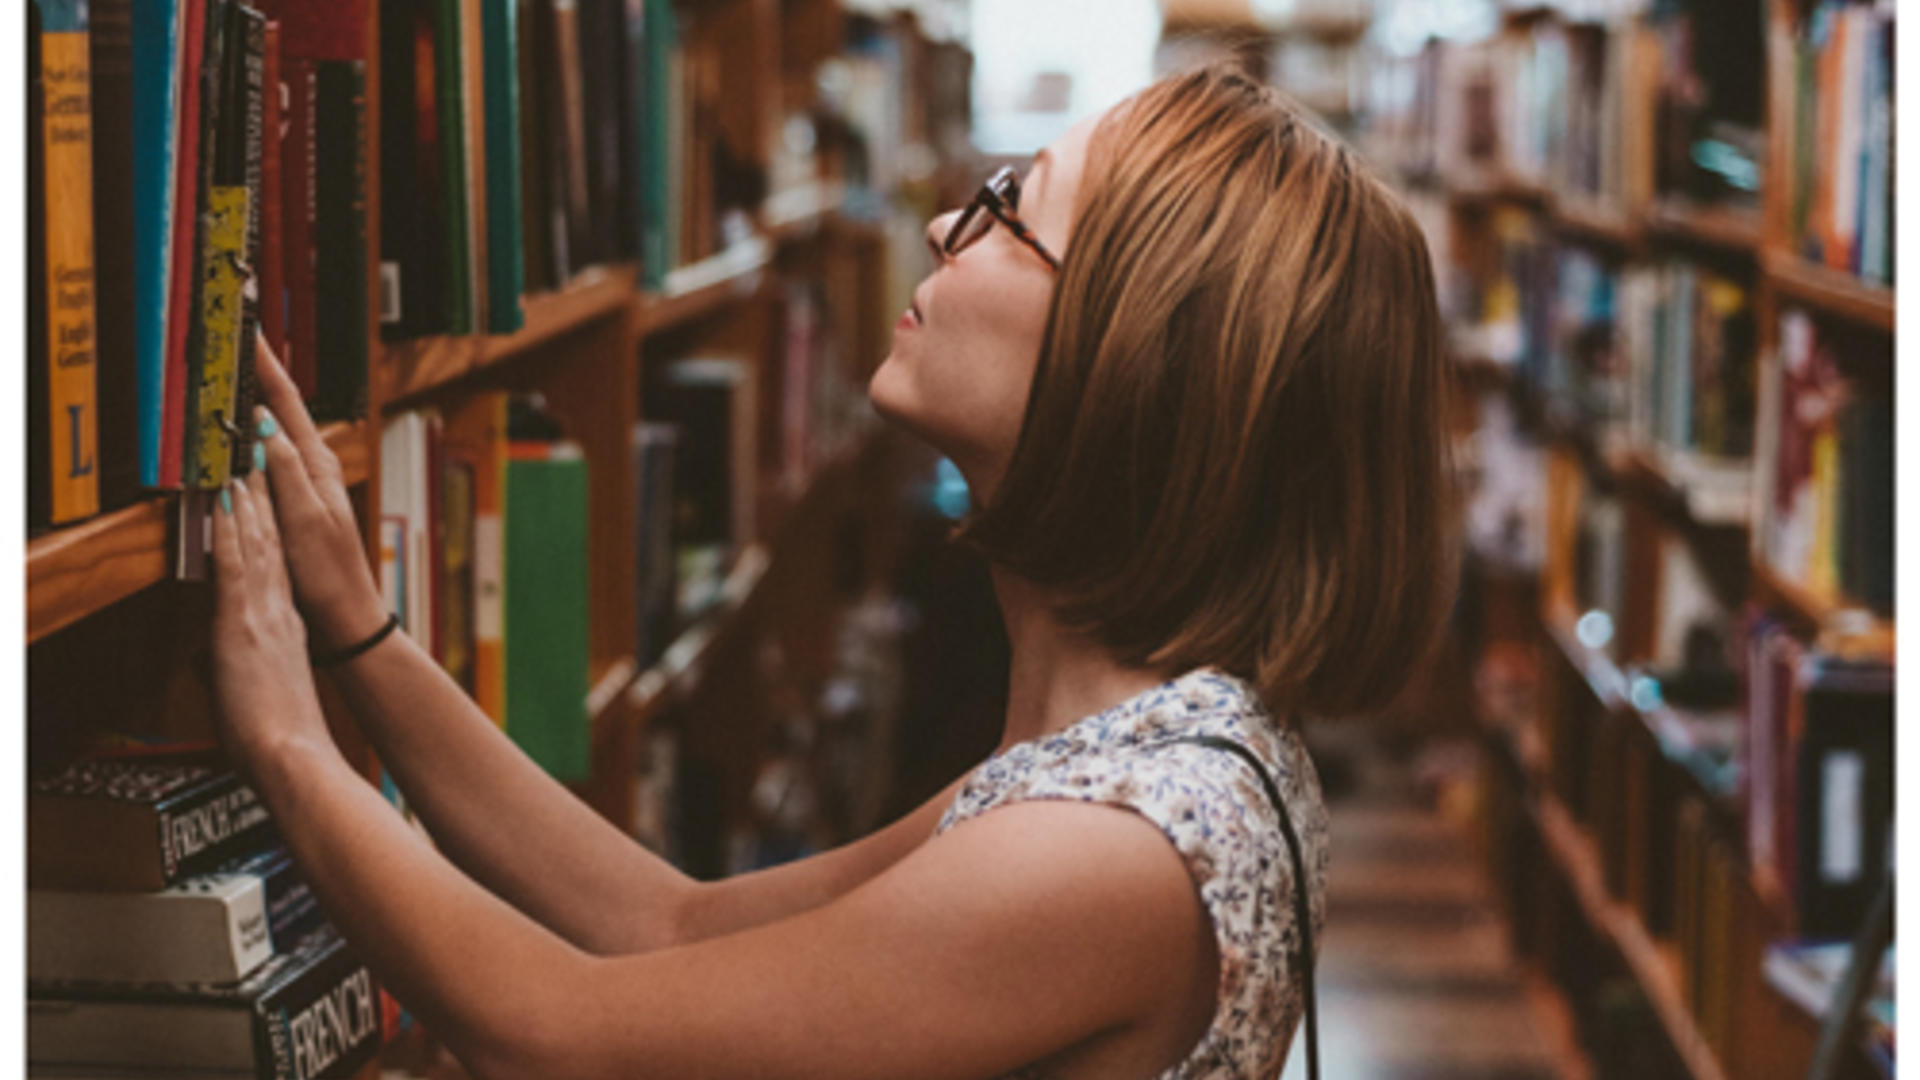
top-left (936, 667), bottom-right (1330, 1080)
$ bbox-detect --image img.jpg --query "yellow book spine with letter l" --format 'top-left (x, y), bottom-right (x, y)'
top-left (39, 0), bottom-right (100, 524)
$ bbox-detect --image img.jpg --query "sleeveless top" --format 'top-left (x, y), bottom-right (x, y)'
top-left (936, 667), bottom-right (1331, 1080)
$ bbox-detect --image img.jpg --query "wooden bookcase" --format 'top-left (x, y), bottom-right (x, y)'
top-left (1327, 1), bottom-right (1895, 1078)
top-left (26, 0), bottom-right (973, 1073)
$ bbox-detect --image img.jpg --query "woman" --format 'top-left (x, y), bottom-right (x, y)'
top-left (211, 62), bottom-right (1455, 1079)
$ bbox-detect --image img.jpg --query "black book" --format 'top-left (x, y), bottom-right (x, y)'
top-left (228, 4), bottom-right (267, 480)
top-left (28, 924), bottom-right (383, 1080)
top-left (1793, 657), bottom-right (1893, 939)
top-left (89, 0), bottom-right (140, 512)
top-left (180, 0), bottom-right (230, 486)
top-left (377, 0), bottom-right (449, 340)
top-left (311, 60), bottom-right (367, 420)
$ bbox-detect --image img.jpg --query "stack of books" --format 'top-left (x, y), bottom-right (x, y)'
top-left (27, 742), bottom-right (389, 1078)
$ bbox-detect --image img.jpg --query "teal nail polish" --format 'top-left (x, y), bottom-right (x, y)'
top-left (253, 442), bottom-right (268, 472)
top-left (219, 487), bottom-right (233, 516)
top-left (256, 414), bottom-right (279, 439)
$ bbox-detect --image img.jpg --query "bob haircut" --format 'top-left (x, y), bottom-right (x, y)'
top-left (956, 62), bottom-right (1459, 721)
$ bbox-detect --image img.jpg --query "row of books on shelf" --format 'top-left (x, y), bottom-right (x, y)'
top-left (1464, 211), bottom-right (1892, 615)
top-left (27, 740), bottom-right (391, 1078)
top-left (29, 0), bottom-right (368, 531)
top-left (1785, 1), bottom-right (1894, 286)
top-left (379, 0), bottom-right (759, 340)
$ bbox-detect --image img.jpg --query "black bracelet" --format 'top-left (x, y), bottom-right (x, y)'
top-left (311, 614), bottom-right (401, 668)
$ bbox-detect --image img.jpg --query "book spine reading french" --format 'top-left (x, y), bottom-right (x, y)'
top-left (258, 928), bottom-right (383, 1080)
top-left (31, 0), bottom-right (102, 527)
top-left (29, 761), bottom-right (276, 892)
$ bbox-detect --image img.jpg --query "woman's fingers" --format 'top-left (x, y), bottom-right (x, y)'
top-left (251, 330), bottom-right (333, 472)
top-left (211, 483), bottom-right (245, 597)
top-left (255, 403), bottom-right (325, 523)
top-left (245, 469), bottom-right (291, 589)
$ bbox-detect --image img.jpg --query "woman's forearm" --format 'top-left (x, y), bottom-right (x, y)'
top-left (318, 627), bottom-right (694, 954)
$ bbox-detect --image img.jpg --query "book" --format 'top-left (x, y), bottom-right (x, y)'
top-left (159, 0), bottom-right (211, 489)
top-left (647, 355), bottom-right (759, 556)
top-left (29, 845), bottom-right (321, 985)
top-left (504, 436), bottom-right (592, 781)
top-left (88, 0), bottom-right (139, 513)
top-left (28, 925), bottom-right (382, 1079)
top-left (227, 5), bottom-right (269, 483)
top-left (311, 59), bottom-right (367, 420)
top-left (460, 0), bottom-right (490, 332)
top-left (130, 0), bottom-right (186, 490)
top-left (632, 422), bottom-right (679, 666)
top-left (1793, 656), bottom-right (1893, 939)
top-left (179, 0), bottom-right (231, 489)
top-left (440, 393), bottom-right (511, 720)
top-left (258, 20), bottom-right (284, 361)
top-left (30, 0), bottom-right (102, 528)
top-left (29, 751), bottom-right (276, 892)
top-left (480, 0), bottom-right (526, 332)
top-left (435, 0), bottom-right (474, 333)
top-left (377, 0), bottom-right (449, 339)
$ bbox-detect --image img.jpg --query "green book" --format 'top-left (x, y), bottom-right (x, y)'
top-left (434, 0), bottom-right (472, 333)
top-left (638, 0), bottom-right (676, 290)
top-left (503, 441), bottom-right (590, 782)
top-left (481, 0), bottom-right (524, 333)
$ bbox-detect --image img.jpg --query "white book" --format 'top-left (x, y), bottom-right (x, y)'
top-left (28, 872), bottom-right (272, 985)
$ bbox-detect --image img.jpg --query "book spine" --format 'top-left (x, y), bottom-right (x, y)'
top-left (472, 397), bottom-right (508, 725)
top-left (257, 930), bottom-right (383, 1080)
top-left (154, 774), bottom-right (275, 884)
top-left (259, 21), bottom-right (285, 362)
top-left (284, 58), bottom-right (319, 397)
top-left (515, 0), bottom-right (554, 293)
top-left (228, 5), bottom-right (267, 482)
top-left (504, 442), bottom-right (591, 780)
top-left (551, 0), bottom-right (591, 275)
top-left (312, 60), bottom-right (367, 420)
top-left (132, 0), bottom-right (183, 489)
top-left (222, 845), bottom-right (326, 949)
top-left (482, 0), bottom-right (526, 332)
top-left (181, 0), bottom-right (229, 488)
top-left (461, 0), bottom-right (489, 332)
top-left (435, 0), bottom-right (473, 332)
top-left (160, 0), bottom-right (209, 488)
top-left (89, 0), bottom-right (138, 513)
top-left (35, 0), bottom-right (101, 525)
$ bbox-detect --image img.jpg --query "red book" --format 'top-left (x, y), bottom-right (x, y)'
top-left (158, 0), bottom-right (207, 488)
top-left (259, 20), bottom-right (284, 361)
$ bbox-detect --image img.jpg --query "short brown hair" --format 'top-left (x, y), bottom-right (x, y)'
top-left (957, 62), bottom-right (1459, 721)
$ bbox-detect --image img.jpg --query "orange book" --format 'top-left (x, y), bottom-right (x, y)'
top-left (31, 0), bottom-right (101, 526)
top-left (440, 392), bottom-right (509, 727)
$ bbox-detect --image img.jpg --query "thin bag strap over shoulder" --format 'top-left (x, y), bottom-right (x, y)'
top-left (1164, 733), bottom-right (1320, 1080)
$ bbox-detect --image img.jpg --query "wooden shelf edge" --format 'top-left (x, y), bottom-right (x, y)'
top-left (1533, 795), bottom-right (1731, 1080)
top-left (379, 265), bottom-right (640, 408)
top-left (27, 419), bottom-right (371, 645)
top-left (1761, 250), bottom-right (1895, 334)
top-left (1645, 200), bottom-right (1762, 254)
top-left (1748, 556), bottom-right (1893, 657)
top-left (640, 241), bottom-right (774, 338)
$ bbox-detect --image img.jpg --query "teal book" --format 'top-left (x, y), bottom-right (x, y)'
top-left (481, 0), bottom-right (524, 332)
top-left (637, 0), bottom-right (676, 290)
top-left (503, 441), bottom-right (590, 782)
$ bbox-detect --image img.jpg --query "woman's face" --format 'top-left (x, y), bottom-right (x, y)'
top-left (868, 111), bottom-right (1100, 503)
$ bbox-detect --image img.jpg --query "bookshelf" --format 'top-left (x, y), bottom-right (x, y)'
top-left (27, 0), bottom-right (968, 1071)
top-left (1346, 1), bottom-right (1895, 1078)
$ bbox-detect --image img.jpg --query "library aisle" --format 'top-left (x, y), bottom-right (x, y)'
top-left (1285, 724), bottom-right (1585, 1080)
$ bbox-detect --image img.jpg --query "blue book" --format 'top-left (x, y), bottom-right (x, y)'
top-left (131, 0), bottom-right (182, 488)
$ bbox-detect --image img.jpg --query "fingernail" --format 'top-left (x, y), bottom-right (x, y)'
top-left (256, 412), bottom-right (279, 439)
top-left (219, 486), bottom-right (233, 516)
top-left (253, 442), bottom-right (268, 472)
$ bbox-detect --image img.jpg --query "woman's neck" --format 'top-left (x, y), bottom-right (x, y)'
top-left (991, 565), bottom-right (1183, 751)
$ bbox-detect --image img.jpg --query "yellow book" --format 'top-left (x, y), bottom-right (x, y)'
top-left (190, 185), bottom-right (250, 489)
top-left (36, 0), bottom-right (100, 524)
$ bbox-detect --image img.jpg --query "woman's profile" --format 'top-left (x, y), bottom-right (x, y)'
top-left (207, 61), bottom-right (1457, 1079)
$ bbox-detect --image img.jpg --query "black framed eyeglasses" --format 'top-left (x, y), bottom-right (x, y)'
top-left (943, 165), bottom-right (1061, 271)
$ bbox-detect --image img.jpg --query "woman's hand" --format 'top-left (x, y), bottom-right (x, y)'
top-left (249, 332), bottom-right (388, 652)
top-left (209, 470), bottom-right (337, 772)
